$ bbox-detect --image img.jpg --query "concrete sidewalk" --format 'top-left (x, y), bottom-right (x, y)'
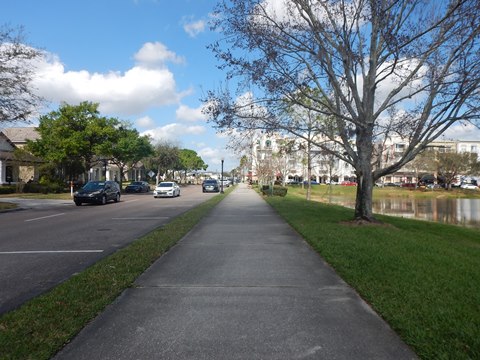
top-left (54, 183), bottom-right (417, 359)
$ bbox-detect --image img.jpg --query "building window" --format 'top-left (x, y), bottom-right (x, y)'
top-left (395, 144), bottom-right (405, 152)
top-left (5, 166), bottom-right (13, 182)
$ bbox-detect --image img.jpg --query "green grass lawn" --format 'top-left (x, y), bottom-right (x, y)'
top-left (266, 189), bottom-right (480, 359)
top-left (1, 184), bottom-right (479, 359)
top-left (289, 183), bottom-right (480, 200)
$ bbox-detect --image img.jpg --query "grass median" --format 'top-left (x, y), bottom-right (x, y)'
top-left (0, 189), bottom-right (229, 360)
top-left (266, 189), bottom-right (480, 360)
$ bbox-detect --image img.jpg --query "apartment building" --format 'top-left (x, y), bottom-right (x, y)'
top-left (248, 133), bottom-right (480, 185)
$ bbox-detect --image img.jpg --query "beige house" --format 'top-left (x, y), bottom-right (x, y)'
top-left (0, 127), bottom-right (41, 185)
top-left (0, 127), bottom-right (149, 186)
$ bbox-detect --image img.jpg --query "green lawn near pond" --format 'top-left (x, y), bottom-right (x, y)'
top-left (288, 183), bottom-right (480, 200)
top-left (266, 192), bottom-right (480, 360)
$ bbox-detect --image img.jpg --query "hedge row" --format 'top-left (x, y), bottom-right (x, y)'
top-left (261, 185), bottom-right (288, 197)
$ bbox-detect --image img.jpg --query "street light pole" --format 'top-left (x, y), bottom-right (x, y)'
top-left (221, 158), bottom-right (224, 193)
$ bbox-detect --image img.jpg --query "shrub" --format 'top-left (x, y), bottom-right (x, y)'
top-left (0, 186), bottom-right (15, 194)
top-left (22, 182), bottom-right (65, 194)
top-left (272, 186), bottom-right (288, 197)
top-left (261, 185), bottom-right (288, 197)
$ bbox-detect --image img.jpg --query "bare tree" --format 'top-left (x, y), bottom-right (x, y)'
top-left (0, 25), bottom-right (42, 123)
top-left (204, 0), bottom-right (480, 222)
top-left (436, 151), bottom-right (478, 189)
top-left (271, 137), bottom-right (297, 186)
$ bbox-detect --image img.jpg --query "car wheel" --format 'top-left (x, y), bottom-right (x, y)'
top-left (74, 201), bottom-right (82, 206)
top-left (114, 193), bottom-right (120, 203)
top-left (101, 195), bottom-right (107, 205)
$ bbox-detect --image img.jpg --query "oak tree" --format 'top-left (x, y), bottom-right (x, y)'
top-left (204, 0), bottom-right (480, 222)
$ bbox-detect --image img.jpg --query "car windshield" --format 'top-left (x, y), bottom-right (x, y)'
top-left (159, 182), bottom-right (173, 187)
top-left (83, 182), bottom-right (104, 191)
top-left (204, 180), bottom-right (217, 184)
top-left (130, 182), bottom-right (143, 186)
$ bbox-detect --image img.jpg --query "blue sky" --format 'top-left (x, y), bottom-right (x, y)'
top-left (2, 0), bottom-right (479, 174)
top-left (1, 0), bottom-right (236, 173)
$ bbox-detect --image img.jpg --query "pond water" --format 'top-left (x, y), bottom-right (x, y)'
top-left (324, 196), bottom-right (480, 229)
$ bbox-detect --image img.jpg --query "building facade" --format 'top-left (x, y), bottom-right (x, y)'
top-left (248, 133), bottom-right (480, 185)
top-left (0, 127), bottom-right (148, 186)
top-left (0, 127), bottom-right (42, 185)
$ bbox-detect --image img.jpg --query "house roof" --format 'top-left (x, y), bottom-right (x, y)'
top-left (0, 127), bottom-right (43, 163)
top-left (1, 127), bottom-right (40, 144)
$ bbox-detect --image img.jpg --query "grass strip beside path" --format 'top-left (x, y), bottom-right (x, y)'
top-left (266, 193), bottom-right (480, 360)
top-left (0, 190), bottom-right (229, 359)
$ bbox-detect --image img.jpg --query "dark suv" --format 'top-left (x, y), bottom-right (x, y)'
top-left (202, 179), bottom-right (220, 193)
top-left (74, 180), bottom-right (121, 206)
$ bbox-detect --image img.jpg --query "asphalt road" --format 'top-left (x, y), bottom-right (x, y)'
top-left (0, 185), bottom-right (216, 315)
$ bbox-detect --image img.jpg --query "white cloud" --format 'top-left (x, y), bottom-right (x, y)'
top-left (197, 146), bottom-right (238, 171)
top-left (136, 115), bottom-right (155, 128)
top-left (183, 18), bottom-right (206, 37)
top-left (142, 123), bottom-right (206, 143)
top-left (134, 42), bottom-right (185, 68)
top-left (32, 45), bottom-right (189, 116)
top-left (176, 104), bottom-right (207, 122)
top-left (197, 146), bottom-right (223, 167)
top-left (442, 122), bottom-right (480, 141)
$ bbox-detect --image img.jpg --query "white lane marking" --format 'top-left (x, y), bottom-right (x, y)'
top-left (111, 217), bottom-right (169, 220)
top-left (0, 250), bottom-right (103, 254)
top-left (25, 213), bottom-right (65, 222)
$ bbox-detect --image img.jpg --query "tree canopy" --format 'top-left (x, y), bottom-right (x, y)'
top-left (27, 102), bottom-right (120, 180)
top-left (204, 0), bottom-right (480, 222)
top-left (178, 149), bottom-right (208, 182)
top-left (96, 125), bottom-right (154, 188)
top-left (147, 141), bottom-right (181, 184)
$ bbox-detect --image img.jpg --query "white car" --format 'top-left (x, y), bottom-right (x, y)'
top-left (153, 181), bottom-right (181, 198)
top-left (220, 179), bottom-right (231, 188)
top-left (460, 183), bottom-right (479, 190)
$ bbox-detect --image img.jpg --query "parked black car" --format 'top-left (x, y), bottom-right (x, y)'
top-left (74, 180), bottom-right (121, 206)
top-left (125, 181), bottom-right (150, 193)
top-left (202, 179), bottom-right (220, 193)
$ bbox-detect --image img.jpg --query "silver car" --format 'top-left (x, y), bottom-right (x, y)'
top-left (153, 181), bottom-right (181, 198)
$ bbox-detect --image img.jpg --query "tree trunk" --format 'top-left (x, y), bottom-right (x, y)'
top-left (306, 158), bottom-right (312, 201)
top-left (355, 174), bottom-right (376, 221)
top-left (354, 127), bottom-right (378, 222)
top-left (306, 139), bottom-right (312, 201)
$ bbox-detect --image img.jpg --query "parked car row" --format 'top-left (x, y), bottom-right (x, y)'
top-left (285, 180), bottom-right (358, 186)
top-left (73, 178), bottom-right (233, 206)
